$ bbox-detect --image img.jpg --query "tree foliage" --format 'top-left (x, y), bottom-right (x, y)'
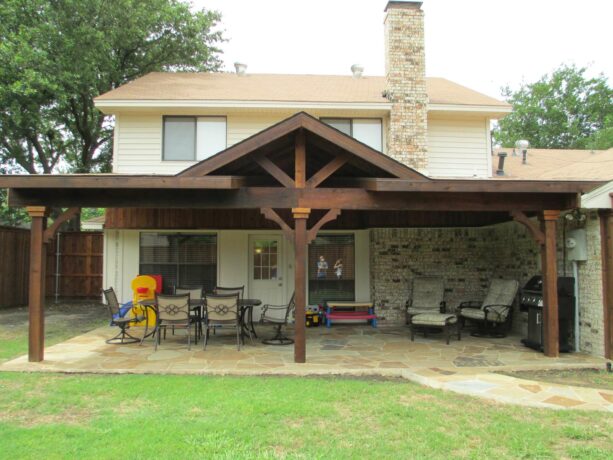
top-left (0, 0), bottom-right (223, 175)
top-left (493, 65), bottom-right (613, 149)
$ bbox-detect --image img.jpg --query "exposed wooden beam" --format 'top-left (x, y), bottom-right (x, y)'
top-left (510, 210), bottom-right (545, 245)
top-left (295, 130), bottom-right (306, 188)
top-left (292, 207), bottom-right (310, 364)
top-left (260, 207), bottom-right (294, 241)
top-left (540, 210), bottom-right (560, 358)
top-left (43, 207), bottom-right (80, 243)
top-left (307, 209), bottom-right (341, 243)
top-left (26, 206), bottom-right (47, 362)
top-left (0, 175), bottom-right (247, 189)
top-left (600, 209), bottom-right (613, 359)
top-left (306, 154), bottom-right (349, 188)
top-left (8, 188), bottom-right (578, 212)
top-left (254, 153), bottom-right (295, 188)
top-left (359, 178), bottom-right (602, 194)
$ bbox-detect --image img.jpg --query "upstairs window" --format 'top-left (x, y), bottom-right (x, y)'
top-left (321, 118), bottom-right (382, 151)
top-left (163, 116), bottom-right (226, 161)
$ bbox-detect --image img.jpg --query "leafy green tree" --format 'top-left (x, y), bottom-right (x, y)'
top-left (1, 0), bottom-right (223, 174)
top-left (0, 0), bottom-right (224, 225)
top-left (493, 65), bottom-right (613, 149)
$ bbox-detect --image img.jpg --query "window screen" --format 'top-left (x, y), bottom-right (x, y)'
top-left (321, 118), bottom-right (351, 136)
top-left (163, 117), bottom-right (196, 160)
top-left (163, 116), bottom-right (227, 161)
top-left (139, 233), bottom-right (217, 293)
top-left (308, 234), bottom-right (355, 305)
top-left (320, 118), bottom-right (382, 151)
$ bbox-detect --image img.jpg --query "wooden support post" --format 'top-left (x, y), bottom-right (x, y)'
top-left (27, 206), bottom-right (48, 362)
top-left (540, 210), bottom-right (560, 357)
top-left (599, 209), bottom-right (613, 359)
top-left (293, 207), bottom-right (310, 363)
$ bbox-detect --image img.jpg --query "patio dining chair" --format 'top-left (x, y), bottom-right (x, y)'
top-left (214, 285), bottom-right (247, 338)
top-left (102, 287), bottom-right (145, 345)
top-left (154, 293), bottom-right (194, 350)
top-left (405, 276), bottom-right (446, 324)
top-left (260, 293), bottom-right (295, 345)
top-left (457, 278), bottom-right (519, 338)
top-left (203, 292), bottom-right (241, 350)
top-left (175, 286), bottom-right (204, 342)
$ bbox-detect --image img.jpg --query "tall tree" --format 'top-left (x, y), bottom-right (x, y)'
top-left (493, 65), bottom-right (612, 149)
top-left (0, 0), bottom-right (224, 175)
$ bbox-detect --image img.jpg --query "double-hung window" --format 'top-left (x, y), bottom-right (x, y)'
top-left (321, 118), bottom-right (382, 151)
top-left (163, 116), bottom-right (226, 161)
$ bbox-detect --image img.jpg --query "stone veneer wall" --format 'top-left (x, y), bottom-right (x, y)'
top-left (369, 215), bottom-right (606, 357)
top-left (384, 2), bottom-right (428, 172)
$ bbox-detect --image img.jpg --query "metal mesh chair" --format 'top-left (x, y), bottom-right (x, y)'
top-left (260, 293), bottom-right (295, 345)
top-left (204, 293), bottom-right (241, 350)
top-left (155, 293), bottom-right (193, 350)
top-left (103, 287), bottom-right (144, 345)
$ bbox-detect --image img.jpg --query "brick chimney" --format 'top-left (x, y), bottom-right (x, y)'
top-left (384, 1), bottom-right (428, 172)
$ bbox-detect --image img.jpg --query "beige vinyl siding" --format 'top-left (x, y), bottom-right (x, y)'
top-left (113, 111), bottom-right (388, 174)
top-left (426, 116), bottom-right (490, 178)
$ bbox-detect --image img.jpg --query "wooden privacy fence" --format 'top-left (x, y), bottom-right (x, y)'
top-left (0, 226), bottom-right (30, 308)
top-left (46, 232), bottom-right (103, 299)
top-left (0, 228), bottom-right (103, 307)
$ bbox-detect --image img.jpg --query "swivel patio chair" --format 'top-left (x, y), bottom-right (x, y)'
top-left (405, 276), bottom-right (446, 324)
top-left (260, 293), bottom-right (295, 345)
top-left (457, 278), bottom-right (519, 338)
top-left (155, 293), bottom-right (194, 350)
top-left (103, 287), bottom-right (145, 345)
top-left (203, 292), bottom-right (241, 351)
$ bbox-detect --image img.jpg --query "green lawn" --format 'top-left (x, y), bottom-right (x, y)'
top-left (0, 304), bottom-right (612, 459)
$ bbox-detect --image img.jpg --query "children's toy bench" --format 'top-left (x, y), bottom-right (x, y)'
top-left (325, 302), bottom-right (377, 328)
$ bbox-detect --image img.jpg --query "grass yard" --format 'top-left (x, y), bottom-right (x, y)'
top-left (1, 373), bottom-right (612, 459)
top-left (0, 302), bottom-right (107, 364)
top-left (0, 303), bottom-right (612, 459)
top-left (500, 368), bottom-right (613, 392)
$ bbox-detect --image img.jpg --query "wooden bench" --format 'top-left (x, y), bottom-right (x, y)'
top-left (325, 301), bottom-right (377, 328)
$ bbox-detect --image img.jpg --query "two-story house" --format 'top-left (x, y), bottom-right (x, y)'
top-left (2, 1), bottom-right (610, 363)
top-left (93, 1), bottom-right (512, 311)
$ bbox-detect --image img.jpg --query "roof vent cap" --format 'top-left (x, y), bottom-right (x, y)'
top-left (351, 64), bottom-right (364, 78)
top-left (234, 62), bottom-right (247, 75)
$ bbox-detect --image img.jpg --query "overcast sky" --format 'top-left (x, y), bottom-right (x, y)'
top-left (195, 0), bottom-right (612, 99)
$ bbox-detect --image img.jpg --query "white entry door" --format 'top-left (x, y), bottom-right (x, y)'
top-left (249, 235), bottom-right (285, 320)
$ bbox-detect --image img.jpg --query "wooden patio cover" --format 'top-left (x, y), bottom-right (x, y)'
top-left (0, 112), bottom-right (603, 363)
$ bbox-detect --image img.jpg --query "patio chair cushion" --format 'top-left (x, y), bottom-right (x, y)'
top-left (460, 307), bottom-right (507, 323)
top-left (410, 277), bottom-right (444, 311)
top-left (411, 313), bottom-right (457, 326)
top-left (407, 307), bottom-right (437, 316)
top-left (481, 279), bottom-right (519, 310)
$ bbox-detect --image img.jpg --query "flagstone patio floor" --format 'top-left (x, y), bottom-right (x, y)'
top-left (2, 325), bottom-right (612, 412)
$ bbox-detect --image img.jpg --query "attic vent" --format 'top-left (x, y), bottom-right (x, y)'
top-left (351, 64), bottom-right (364, 78)
top-left (234, 62), bottom-right (247, 75)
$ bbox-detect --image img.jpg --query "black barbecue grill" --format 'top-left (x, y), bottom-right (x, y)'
top-left (520, 275), bottom-right (575, 352)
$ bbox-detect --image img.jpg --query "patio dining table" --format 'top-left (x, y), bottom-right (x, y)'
top-left (137, 297), bottom-right (261, 345)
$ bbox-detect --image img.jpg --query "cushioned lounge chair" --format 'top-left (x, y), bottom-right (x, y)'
top-left (405, 277), bottom-right (445, 324)
top-left (457, 278), bottom-right (519, 338)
